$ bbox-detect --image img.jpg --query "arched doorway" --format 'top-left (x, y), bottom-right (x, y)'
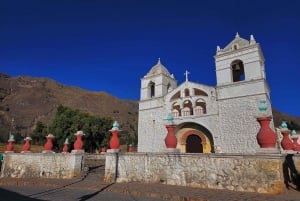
top-left (177, 128), bottom-right (213, 153)
top-left (186, 134), bottom-right (203, 153)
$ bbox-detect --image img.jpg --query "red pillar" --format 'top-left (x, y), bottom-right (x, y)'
top-left (165, 125), bottom-right (177, 148)
top-left (292, 137), bottom-right (300, 151)
top-left (43, 134), bottom-right (54, 153)
top-left (62, 138), bottom-right (69, 153)
top-left (280, 121), bottom-right (293, 151)
top-left (256, 116), bottom-right (277, 148)
top-left (163, 114), bottom-right (180, 153)
top-left (291, 130), bottom-right (300, 151)
top-left (22, 137), bottom-right (32, 153)
top-left (101, 147), bottom-right (107, 153)
top-left (6, 139), bottom-right (14, 152)
top-left (281, 130), bottom-right (293, 150)
top-left (128, 144), bottom-right (134, 152)
top-left (108, 121), bottom-right (121, 151)
top-left (73, 131), bottom-right (85, 152)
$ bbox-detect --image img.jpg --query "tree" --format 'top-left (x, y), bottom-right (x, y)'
top-left (48, 105), bottom-right (113, 153)
top-left (31, 121), bottom-right (48, 145)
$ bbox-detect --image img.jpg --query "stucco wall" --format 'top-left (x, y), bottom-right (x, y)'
top-left (105, 153), bottom-right (291, 194)
top-left (1, 153), bottom-right (84, 179)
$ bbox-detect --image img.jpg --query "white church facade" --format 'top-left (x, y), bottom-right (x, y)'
top-left (137, 33), bottom-right (274, 153)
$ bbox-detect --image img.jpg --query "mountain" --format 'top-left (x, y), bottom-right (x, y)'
top-left (272, 108), bottom-right (300, 130)
top-left (0, 73), bottom-right (299, 143)
top-left (0, 73), bottom-right (138, 142)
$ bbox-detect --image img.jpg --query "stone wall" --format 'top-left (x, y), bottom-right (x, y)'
top-left (217, 95), bottom-right (273, 153)
top-left (105, 153), bottom-right (291, 194)
top-left (1, 153), bottom-right (84, 179)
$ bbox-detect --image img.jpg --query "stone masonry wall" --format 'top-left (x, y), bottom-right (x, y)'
top-left (105, 153), bottom-right (288, 194)
top-left (1, 153), bottom-right (84, 179)
top-left (217, 95), bottom-right (273, 153)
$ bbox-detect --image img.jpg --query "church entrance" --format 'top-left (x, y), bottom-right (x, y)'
top-left (177, 127), bottom-right (213, 153)
top-left (186, 134), bottom-right (203, 153)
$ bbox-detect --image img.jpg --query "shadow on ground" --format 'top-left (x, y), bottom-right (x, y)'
top-left (0, 188), bottom-right (43, 201)
top-left (78, 183), bottom-right (114, 201)
top-left (283, 154), bottom-right (300, 191)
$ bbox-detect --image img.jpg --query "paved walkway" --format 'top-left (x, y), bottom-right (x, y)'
top-left (0, 174), bottom-right (300, 201)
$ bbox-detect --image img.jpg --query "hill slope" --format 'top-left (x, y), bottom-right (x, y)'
top-left (0, 73), bottom-right (138, 141)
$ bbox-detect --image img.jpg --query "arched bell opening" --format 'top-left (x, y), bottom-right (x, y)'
top-left (231, 60), bottom-right (245, 82)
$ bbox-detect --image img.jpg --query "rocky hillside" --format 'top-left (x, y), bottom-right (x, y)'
top-left (272, 109), bottom-right (300, 130)
top-left (0, 73), bottom-right (138, 142)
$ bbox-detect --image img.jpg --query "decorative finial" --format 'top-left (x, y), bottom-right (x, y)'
top-left (216, 45), bottom-right (221, 51)
top-left (46, 133), bottom-right (55, 138)
top-left (111, 120), bottom-right (119, 131)
top-left (258, 100), bottom-right (267, 112)
top-left (75, 130), bottom-right (85, 135)
top-left (281, 121), bottom-right (288, 130)
top-left (24, 136), bottom-right (32, 141)
top-left (235, 32), bottom-right (240, 38)
top-left (167, 113), bottom-right (174, 124)
top-left (8, 134), bottom-right (14, 141)
top-left (157, 58), bottom-right (161, 64)
top-left (184, 70), bottom-right (190, 82)
top-left (250, 34), bottom-right (256, 45)
top-left (64, 138), bottom-right (69, 144)
top-left (292, 130), bottom-right (297, 136)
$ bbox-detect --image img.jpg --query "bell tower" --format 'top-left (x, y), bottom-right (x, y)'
top-left (215, 33), bottom-right (270, 100)
top-left (140, 58), bottom-right (177, 101)
top-left (138, 59), bottom-right (177, 152)
top-left (214, 33), bottom-right (274, 153)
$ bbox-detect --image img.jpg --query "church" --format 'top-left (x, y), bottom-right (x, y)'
top-left (137, 33), bottom-right (274, 153)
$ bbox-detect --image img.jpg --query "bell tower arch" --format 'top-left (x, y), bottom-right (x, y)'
top-left (213, 33), bottom-right (274, 153)
top-left (138, 59), bottom-right (177, 152)
top-left (140, 58), bottom-right (177, 101)
top-left (215, 33), bottom-right (266, 86)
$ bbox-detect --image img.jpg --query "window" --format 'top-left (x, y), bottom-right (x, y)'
top-left (182, 107), bottom-right (191, 116)
top-left (184, 88), bottom-right (190, 97)
top-left (149, 82), bottom-right (155, 98)
top-left (182, 100), bottom-right (193, 116)
top-left (172, 102), bottom-right (181, 117)
top-left (167, 83), bottom-right (172, 92)
top-left (195, 99), bottom-right (206, 114)
top-left (194, 106), bottom-right (204, 115)
top-left (194, 88), bottom-right (208, 96)
top-left (231, 60), bottom-right (245, 82)
top-left (172, 109), bottom-right (179, 118)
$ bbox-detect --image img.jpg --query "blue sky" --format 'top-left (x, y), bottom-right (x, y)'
top-left (1, 0), bottom-right (300, 116)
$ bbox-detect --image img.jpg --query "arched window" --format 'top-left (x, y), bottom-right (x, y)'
top-left (172, 109), bottom-right (180, 118)
top-left (184, 88), bottom-right (190, 97)
top-left (195, 99), bottom-right (206, 114)
top-left (172, 102), bottom-right (181, 117)
top-left (182, 107), bottom-right (191, 116)
top-left (194, 88), bottom-right (208, 96)
top-left (167, 83), bottom-right (172, 92)
top-left (231, 60), bottom-right (245, 82)
top-left (149, 82), bottom-right (155, 98)
top-left (182, 100), bottom-right (193, 116)
top-left (194, 106), bottom-right (204, 115)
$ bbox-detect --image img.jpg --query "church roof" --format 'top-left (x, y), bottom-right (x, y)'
top-left (216, 33), bottom-right (257, 55)
top-left (145, 58), bottom-right (174, 78)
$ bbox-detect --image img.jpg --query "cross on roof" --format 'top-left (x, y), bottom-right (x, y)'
top-left (184, 70), bottom-right (190, 82)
